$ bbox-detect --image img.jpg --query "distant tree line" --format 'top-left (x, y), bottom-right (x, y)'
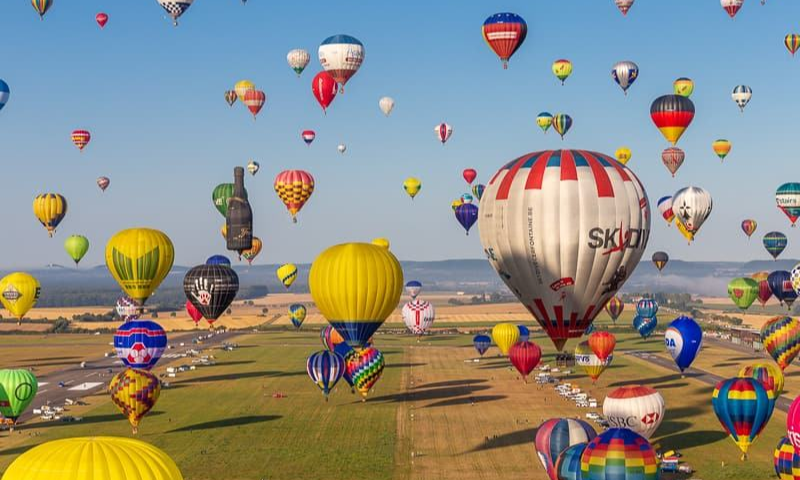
top-left (35, 286), bottom-right (268, 309)
top-left (622, 292), bottom-right (697, 310)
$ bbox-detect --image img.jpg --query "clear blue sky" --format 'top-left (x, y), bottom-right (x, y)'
top-left (1, 0), bottom-right (798, 269)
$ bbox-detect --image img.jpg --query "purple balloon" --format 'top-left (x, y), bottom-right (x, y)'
top-left (455, 203), bottom-right (478, 235)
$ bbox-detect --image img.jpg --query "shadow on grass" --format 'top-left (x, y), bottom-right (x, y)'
top-left (609, 372), bottom-right (700, 388)
top-left (370, 385), bottom-right (491, 404)
top-left (424, 395), bottom-right (507, 408)
top-left (668, 406), bottom-right (706, 420)
top-left (712, 362), bottom-right (740, 368)
top-left (385, 363), bottom-right (426, 369)
top-left (655, 430), bottom-right (727, 450)
top-left (35, 411), bottom-right (165, 429)
top-left (177, 370), bottom-right (303, 385)
top-left (653, 382), bottom-right (688, 389)
top-left (0, 445), bottom-right (37, 457)
top-left (654, 421), bottom-right (692, 437)
top-left (414, 379), bottom-right (486, 390)
top-left (468, 427), bottom-right (538, 452)
top-left (166, 415), bottom-right (281, 433)
top-left (214, 360), bottom-right (256, 367)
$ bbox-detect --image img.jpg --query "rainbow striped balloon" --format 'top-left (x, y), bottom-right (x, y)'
top-left (775, 436), bottom-right (800, 480)
top-left (760, 316), bottom-right (800, 371)
top-left (346, 347), bottom-right (385, 400)
top-left (580, 428), bottom-right (658, 480)
top-left (712, 377), bottom-right (774, 459)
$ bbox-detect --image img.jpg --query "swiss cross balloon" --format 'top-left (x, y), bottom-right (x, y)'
top-left (478, 150), bottom-right (650, 350)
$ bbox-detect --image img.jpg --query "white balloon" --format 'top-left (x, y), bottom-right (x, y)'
top-left (434, 123), bottom-right (453, 144)
top-left (379, 97), bottom-right (395, 116)
top-left (672, 186), bottom-right (712, 240)
top-left (603, 385), bottom-right (665, 439)
top-left (337, 144), bottom-right (347, 154)
top-left (156, 0), bottom-right (194, 25)
top-left (731, 85), bottom-right (752, 112)
top-left (614, 0), bottom-right (635, 15)
top-left (287, 49), bottom-right (311, 76)
top-left (402, 299), bottom-right (435, 335)
top-left (247, 160), bottom-right (260, 176)
top-left (318, 35), bottom-right (364, 91)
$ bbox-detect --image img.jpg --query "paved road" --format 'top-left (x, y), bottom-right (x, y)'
top-left (23, 330), bottom-right (239, 422)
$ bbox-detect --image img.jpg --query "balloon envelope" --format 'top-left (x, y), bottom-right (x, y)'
top-left (603, 385), bottom-right (665, 439)
top-left (109, 368), bottom-right (160, 433)
top-left (0, 369), bottom-right (37, 422)
top-left (580, 428), bottom-right (659, 479)
top-left (665, 316), bottom-right (702, 372)
top-left (183, 264), bottom-right (239, 321)
top-left (473, 334), bottom-right (491, 356)
top-left (761, 316), bottom-right (800, 371)
top-left (105, 228), bottom-right (174, 305)
top-left (713, 377), bottom-right (774, 457)
top-left (535, 418), bottom-right (596, 480)
top-left (491, 323), bottom-right (519, 356)
top-left (114, 320), bottom-right (167, 370)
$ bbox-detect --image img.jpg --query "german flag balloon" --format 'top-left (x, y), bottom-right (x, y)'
top-left (650, 94), bottom-right (694, 145)
top-left (109, 368), bottom-right (161, 434)
top-left (32, 193), bottom-right (67, 237)
top-left (481, 13), bottom-right (527, 69)
top-left (105, 228), bottom-right (175, 306)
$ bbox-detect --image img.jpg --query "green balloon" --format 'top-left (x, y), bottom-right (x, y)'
top-left (0, 369), bottom-right (38, 423)
top-left (212, 183), bottom-right (248, 217)
top-left (727, 277), bottom-right (759, 311)
top-left (63, 235), bottom-right (89, 265)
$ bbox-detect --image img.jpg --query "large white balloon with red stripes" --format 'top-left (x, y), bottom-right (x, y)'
top-left (478, 149), bottom-right (650, 351)
top-left (402, 299), bottom-right (435, 335)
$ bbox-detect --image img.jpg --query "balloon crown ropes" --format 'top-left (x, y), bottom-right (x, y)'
top-left (226, 166), bottom-right (253, 254)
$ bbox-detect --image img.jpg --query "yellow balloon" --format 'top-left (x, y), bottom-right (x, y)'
top-left (234, 79), bottom-right (255, 100)
top-left (615, 146), bottom-right (632, 165)
top-left (109, 368), bottom-right (161, 434)
top-left (403, 177), bottom-right (422, 199)
top-left (220, 223), bottom-right (227, 240)
top-left (309, 242), bottom-right (403, 348)
top-left (277, 263), bottom-right (298, 288)
top-left (372, 237), bottom-right (390, 249)
top-left (676, 219), bottom-right (694, 243)
top-left (32, 193), bottom-right (67, 237)
top-left (241, 236), bottom-right (263, 265)
top-left (0, 272), bottom-right (40, 323)
top-left (551, 59), bottom-right (573, 84)
top-left (105, 228), bottom-right (175, 305)
top-left (451, 199), bottom-right (463, 212)
top-left (2, 437), bottom-right (183, 480)
top-left (491, 322), bottom-right (519, 356)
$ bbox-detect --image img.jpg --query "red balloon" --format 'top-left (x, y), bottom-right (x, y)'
top-left (312, 71), bottom-right (338, 114)
top-left (588, 331), bottom-right (616, 362)
top-left (462, 168), bottom-right (477, 185)
top-left (243, 90), bottom-right (266, 119)
top-left (508, 341), bottom-right (542, 381)
top-left (96, 12), bottom-right (108, 28)
top-left (185, 300), bottom-right (203, 326)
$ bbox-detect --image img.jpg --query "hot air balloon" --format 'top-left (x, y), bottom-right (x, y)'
top-left (2, 437), bottom-right (183, 480)
top-left (552, 59), bottom-right (573, 85)
top-left (473, 334), bottom-right (491, 356)
top-left (612, 61), bottom-right (639, 95)
top-left (712, 139), bottom-right (732, 161)
top-left (116, 296), bottom-right (139, 321)
top-left (552, 113), bottom-right (572, 139)
top-left (673, 186), bottom-right (712, 242)
top-left (234, 80), bottom-right (255, 100)
top-left (535, 418), bottom-right (596, 480)
top-left (224, 90), bottom-right (237, 106)
top-left (157, 0), bottom-right (194, 26)
top-left (713, 377), bottom-right (774, 459)
top-left (379, 96), bottom-right (395, 116)
top-left (184, 264), bottom-right (239, 323)
top-left (472, 184), bottom-right (486, 202)
top-left (403, 177), bottom-right (422, 200)
top-left (318, 34), bottom-right (364, 93)
top-left (786, 34), bottom-right (800, 56)
top-left (659, 147), bottom-right (684, 177)
top-left (728, 277), bottom-right (759, 310)
top-left (405, 280), bottom-right (422, 299)
top-left (517, 324), bottom-right (530, 342)
top-left (455, 203), bottom-right (478, 235)
top-left (0, 272), bottom-right (40, 323)
top-left (31, 0), bottom-right (53, 19)
top-left (287, 48), bottom-right (310, 76)
top-left (633, 315), bottom-right (658, 339)
top-left (636, 298), bottom-right (658, 318)
top-left (247, 160), bottom-right (259, 176)
top-left (242, 89), bottom-right (266, 119)
top-left (615, 147), bottom-right (632, 165)
top-left (97, 176), bottom-right (110, 192)
top-left (761, 316), bottom-right (800, 370)
top-left (114, 319), bottom-right (166, 370)
top-left (346, 346), bottom-right (384, 400)
top-left (109, 368), bottom-right (160, 434)
top-left (769, 271), bottom-right (798, 309)
top-left (462, 168), bottom-right (477, 185)
top-left (482, 13), bottom-right (527, 69)
top-left (508, 341), bottom-right (541, 381)
top-left (0, 79), bottom-right (10, 112)
top-left (763, 231), bottom-right (788, 260)
top-left (276, 263), bottom-right (298, 289)
top-left (321, 325), bottom-right (345, 351)
top-left (0, 369), bottom-right (37, 428)
top-left (96, 12), bottom-right (108, 28)
top-left (274, 170), bottom-right (315, 223)
top-left (212, 183), bottom-right (237, 217)
top-left (307, 350), bottom-right (345, 399)
top-left (614, 0), bottom-right (635, 15)
top-left (310, 241), bottom-right (403, 348)
top-left (554, 443), bottom-right (587, 480)
top-left (451, 199), bottom-right (463, 212)
top-left (774, 437), bottom-right (800, 480)
top-left (435, 122), bottom-right (453, 144)
top-left (777, 183), bottom-right (800, 227)
top-left (603, 386), bottom-right (665, 439)
top-left (588, 331), bottom-right (615, 362)
top-left (651, 251), bottom-right (669, 272)
top-left (575, 341), bottom-right (612, 382)
top-left (732, 85), bottom-right (752, 112)
top-left (536, 112), bottom-right (553, 133)
top-left (605, 296), bottom-right (624, 323)
top-left (64, 235), bottom-right (89, 266)
top-left (402, 299), bottom-right (435, 335)
top-left (479, 150), bottom-right (649, 350)
top-left (741, 219), bottom-right (757, 239)
top-left (581, 429), bottom-right (659, 479)
top-left (721, 0), bottom-right (745, 17)
top-left (337, 143), bottom-right (346, 154)
top-left (185, 300), bottom-right (202, 326)
top-left (674, 77), bottom-right (694, 97)
top-left (657, 196), bottom-right (675, 225)
top-left (289, 304), bottom-right (307, 329)
top-left (33, 193), bottom-right (67, 237)
top-left (752, 271), bottom-right (772, 307)
top-left (241, 237), bottom-right (262, 265)
top-left (739, 363), bottom-right (784, 399)
top-left (788, 399), bottom-right (800, 454)
top-left (301, 130), bottom-right (316, 146)
top-left (665, 316), bottom-right (702, 372)
top-left (311, 71), bottom-right (337, 114)
top-left (491, 323), bottom-right (520, 356)
top-left (105, 228), bottom-right (174, 306)
top-left (206, 255), bottom-right (231, 266)
top-left (650, 94), bottom-right (695, 144)
top-left (461, 193), bottom-right (474, 205)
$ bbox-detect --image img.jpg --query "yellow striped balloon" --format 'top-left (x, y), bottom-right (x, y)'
top-left (31, 0), bottom-right (53, 19)
top-left (403, 177), bottom-right (422, 199)
top-left (241, 236), bottom-right (263, 265)
top-left (109, 368), bottom-right (161, 434)
top-left (32, 193), bottom-right (67, 237)
top-left (492, 322), bottom-right (520, 356)
top-left (105, 228), bottom-right (174, 305)
top-left (575, 340), bottom-right (612, 382)
top-left (2, 436), bottom-right (183, 480)
top-left (234, 80), bottom-right (255, 100)
top-left (786, 34), bottom-right (800, 56)
top-left (276, 263), bottom-right (298, 288)
top-left (0, 272), bottom-right (41, 323)
top-left (310, 240), bottom-right (403, 348)
top-left (712, 139), bottom-right (732, 161)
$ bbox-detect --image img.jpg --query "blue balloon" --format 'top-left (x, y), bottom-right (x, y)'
top-left (0, 79), bottom-right (9, 112)
top-left (584, 323), bottom-right (596, 336)
top-left (768, 270), bottom-right (797, 309)
top-left (454, 203), bottom-right (478, 235)
top-left (333, 342), bottom-right (356, 388)
top-left (633, 315), bottom-right (657, 339)
top-left (518, 325), bottom-right (530, 342)
top-left (763, 232), bottom-right (788, 260)
top-left (306, 350), bottom-right (345, 397)
top-left (665, 316), bottom-right (702, 372)
top-left (473, 334), bottom-right (491, 356)
top-left (636, 298), bottom-right (659, 318)
top-left (113, 319), bottom-right (167, 369)
top-left (206, 255), bottom-right (231, 266)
